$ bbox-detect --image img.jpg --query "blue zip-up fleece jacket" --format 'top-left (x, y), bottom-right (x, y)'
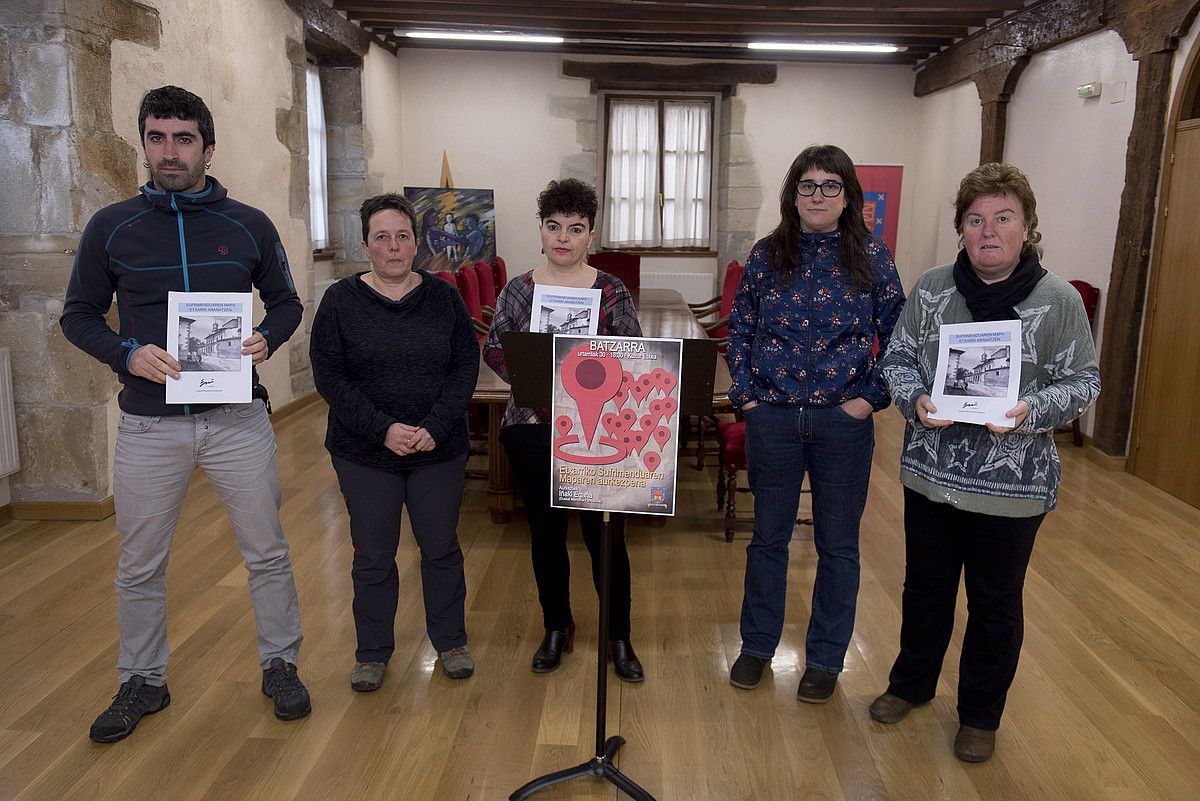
top-left (727, 231), bottom-right (905, 410)
top-left (60, 177), bottom-right (302, 416)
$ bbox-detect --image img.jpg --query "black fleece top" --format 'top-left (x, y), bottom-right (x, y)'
top-left (60, 177), bottom-right (303, 415)
top-left (310, 270), bottom-right (480, 471)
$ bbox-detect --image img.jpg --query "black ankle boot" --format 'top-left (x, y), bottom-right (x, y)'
top-left (531, 623), bottom-right (574, 673)
top-left (608, 639), bottom-right (644, 683)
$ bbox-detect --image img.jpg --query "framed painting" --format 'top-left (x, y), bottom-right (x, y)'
top-left (853, 165), bottom-right (903, 254)
top-left (403, 186), bottom-right (497, 273)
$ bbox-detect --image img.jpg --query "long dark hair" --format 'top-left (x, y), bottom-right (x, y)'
top-left (768, 144), bottom-right (874, 289)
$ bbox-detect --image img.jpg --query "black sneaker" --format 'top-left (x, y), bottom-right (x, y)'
top-left (261, 658), bottom-right (311, 720)
top-left (729, 653), bottom-right (769, 689)
top-left (89, 675), bottom-right (171, 743)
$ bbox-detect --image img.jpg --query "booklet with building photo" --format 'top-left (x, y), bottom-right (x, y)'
top-left (928, 319), bottom-right (1022, 428)
top-left (165, 291), bottom-right (253, 404)
top-left (530, 284), bottom-right (602, 335)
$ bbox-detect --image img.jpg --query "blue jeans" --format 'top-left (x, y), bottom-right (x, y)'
top-left (112, 400), bottom-right (303, 684)
top-left (738, 403), bottom-right (874, 672)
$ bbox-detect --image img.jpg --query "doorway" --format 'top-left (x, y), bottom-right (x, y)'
top-left (1129, 38), bottom-right (1200, 507)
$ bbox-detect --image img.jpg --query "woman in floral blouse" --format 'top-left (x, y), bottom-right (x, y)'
top-left (726, 144), bottom-right (905, 703)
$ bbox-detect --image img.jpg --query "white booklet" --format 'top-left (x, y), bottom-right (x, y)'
top-left (929, 319), bottom-right (1022, 428)
top-left (530, 283), bottom-right (602, 335)
top-left (165, 291), bottom-right (253, 404)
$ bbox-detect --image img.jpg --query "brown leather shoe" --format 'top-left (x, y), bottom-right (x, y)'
top-left (869, 692), bottom-right (916, 724)
top-left (796, 667), bottom-right (838, 704)
top-left (953, 724), bottom-right (996, 763)
top-left (531, 624), bottom-right (574, 673)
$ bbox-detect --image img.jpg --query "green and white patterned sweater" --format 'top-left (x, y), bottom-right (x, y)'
top-left (881, 265), bottom-right (1101, 517)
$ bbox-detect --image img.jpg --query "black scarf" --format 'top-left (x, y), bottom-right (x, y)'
top-left (953, 248), bottom-right (1047, 322)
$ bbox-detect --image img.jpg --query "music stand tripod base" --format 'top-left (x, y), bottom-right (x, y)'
top-left (508, 735), bottom-right (655, 800)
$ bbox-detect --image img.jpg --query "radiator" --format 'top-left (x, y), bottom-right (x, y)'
top-left (641, 271), bottom-right (715, 305)
top-left (0, 348), bottom-right (18, 478)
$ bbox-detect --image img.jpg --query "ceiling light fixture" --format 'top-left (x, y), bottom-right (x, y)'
top-left (403, 30), bottom-right (564, 45)
top-left (747, 42), bottom-right (902, 53)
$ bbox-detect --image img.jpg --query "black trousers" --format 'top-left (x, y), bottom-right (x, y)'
top-left (332, 454), bottom-right (469, 662)
top-left (886, 487), bottom-right (1043, 730)
top-left (500, 424), bottom-right (632, 640)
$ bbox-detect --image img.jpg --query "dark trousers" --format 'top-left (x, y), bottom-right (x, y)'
top-left (887, 487), bottom-right (1043, 730)
top-left (332, 454), bottom-right (469, 662)
top-left (500, 424), bottom-right (632, 640)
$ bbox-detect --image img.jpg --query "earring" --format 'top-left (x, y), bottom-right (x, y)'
top-left (143, 159), bottom-right (150, 169)
top-left (204, 163), bottom-right (211, 170)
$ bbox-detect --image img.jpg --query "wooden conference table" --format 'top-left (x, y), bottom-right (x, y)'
top-left (474, 287), bottom-right (732, 521)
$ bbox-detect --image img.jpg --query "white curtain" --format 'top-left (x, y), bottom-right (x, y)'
top-left (306, 65), bottom-right (329, 250)
top-left (605, 100), bottom-right (659, 247)
top-left (662, 101), bottom-right (710, 248)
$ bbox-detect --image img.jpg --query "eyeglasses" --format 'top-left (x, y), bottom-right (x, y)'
top-left (796, 180), bottom-right (844, 198)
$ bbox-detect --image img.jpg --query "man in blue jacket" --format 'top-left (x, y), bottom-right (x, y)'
top-left (61, 86), bottom-right (311, 743)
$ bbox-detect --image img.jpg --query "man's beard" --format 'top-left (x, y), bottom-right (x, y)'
top-left (150, 160), bottom-right (206, 193)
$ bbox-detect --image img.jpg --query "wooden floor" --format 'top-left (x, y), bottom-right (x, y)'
top-left (2, 403), bottom-right (1199, 801)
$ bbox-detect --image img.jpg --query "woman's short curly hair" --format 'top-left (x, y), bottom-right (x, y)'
top-left (537, 178), bottom-right (599, 229)
top-left (953, 162), bottom-right (1042, 257)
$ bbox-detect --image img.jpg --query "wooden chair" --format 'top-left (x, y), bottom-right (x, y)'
top-left (1062, 280), bottom-right (1100, 446)
top-left (473, 260), bottom-right (497, 322)
top-left (491, 256), bottom-right (508, 292)
top-left (454, 265), bottom-right (491, 341)
top-left (589, 251), bottom-right (640, 295)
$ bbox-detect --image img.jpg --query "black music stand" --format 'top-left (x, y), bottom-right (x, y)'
top-left (500, 332), bottom-right (717, 801)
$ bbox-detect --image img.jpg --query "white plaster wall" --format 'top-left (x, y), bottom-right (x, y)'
top-left (1006, 29), bottom-right (1138, 435)
top-left (109, 0), bottom-right (310, 410)
top-left (395, 48), bottom-right (593, 275)
top-left (1170, 13), bottom-right (1200, 103)
top-left (737, 63), bottom-right (928, 280)
top-left (362, 42), bottom-right (406, 194)
top-left (908, 80), bottom-right (982, 286)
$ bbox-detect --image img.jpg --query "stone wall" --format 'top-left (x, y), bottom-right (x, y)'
top-left (0, 0), bottom-right (159, 502)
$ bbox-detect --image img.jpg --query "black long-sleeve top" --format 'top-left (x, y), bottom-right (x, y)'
top-left (310, 270), bottom-right (480, 471)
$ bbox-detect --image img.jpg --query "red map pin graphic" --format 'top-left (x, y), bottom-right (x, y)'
top-left (630, 375), bottom-right (655, 404)
top-left (643, 451), bottom-right (660, 472)
top-left (660, 396), bottom-right (679, 422)
top-left (555, 416), bottom-right (573, 437)
top-left (602, 412), bottom-right (619, 436)
top-left (620, 408), bottom-right (637, 429)
top-left (561, 344), bottom-right (623, 448)
top-left (640, 413), bottom-right (655, 430)
top-left (629, 428), bottom-right (647, 455)
top-left (652, 425), bottom-right (671, 449)
top-left (658, 371), bottom-right (677, 396)
top-left (612, 389), bottom-right (628, 411)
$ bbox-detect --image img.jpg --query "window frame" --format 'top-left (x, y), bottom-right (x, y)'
top-left (601, 92), bottom-right (719, 254)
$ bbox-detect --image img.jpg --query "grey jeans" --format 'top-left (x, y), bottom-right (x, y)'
top-left (112, 399), bottom-right (303, 684)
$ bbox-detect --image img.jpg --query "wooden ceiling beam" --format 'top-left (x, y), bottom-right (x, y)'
top-left (338, 0), bottom-right (1023, 11)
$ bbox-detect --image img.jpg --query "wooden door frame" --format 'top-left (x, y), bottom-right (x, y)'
top-left (1128, 34), bottom-right (1200, 474)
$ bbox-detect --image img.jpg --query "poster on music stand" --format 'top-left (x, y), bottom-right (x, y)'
top-left (550, 334), bottom-right (683, 516)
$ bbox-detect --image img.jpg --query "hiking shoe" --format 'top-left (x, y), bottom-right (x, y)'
top-left (729, 653), bottom-right (769, 689)
top-left (796, 667), bottom-right (838, 704)
top-left (869, 692), bottom-right (917, 724)
top-left (439, 645), bottom-right (475, 679)
top-left (261, 658), bottom-right (311, 720)
top-left (350, 661), bottom-right (386, 692)
top-left (953, 725), bottom-right (996, 763)
top-left (89, 675), bottom-right (171, 744)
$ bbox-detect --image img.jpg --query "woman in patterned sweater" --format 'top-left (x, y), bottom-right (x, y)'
top-left (483, 179), bottom-right (646, 682)
top-left (869, 163), bottom-right (1100, 763)
top-left (726, 145), bottom-right (905, 702)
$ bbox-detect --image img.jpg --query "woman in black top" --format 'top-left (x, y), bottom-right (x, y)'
top-left (310, 193), bottom-right (479, 691)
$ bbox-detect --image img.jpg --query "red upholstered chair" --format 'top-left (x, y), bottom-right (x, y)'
top-left (473, 260), bottom-right (497, 322)
top-left (715, 417), bottom-right (812, 542)
top-left (589, 251), bottom-right (640, 296)
top-left (702, 260), bottom-right (744, 344)
top-left (434, 270), bottom-right (457, 286)
top-left (491, 256), bottom-right (508, 291)
top-left (454, 266), bottom-right (490, 341)
top-left (1062, 280), bottom-right (1100, 446)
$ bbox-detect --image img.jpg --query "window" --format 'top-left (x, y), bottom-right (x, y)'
top-left (306, 63), bottom-right (329, 250)
top-left (604, 96), bottom-right (713, 249)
